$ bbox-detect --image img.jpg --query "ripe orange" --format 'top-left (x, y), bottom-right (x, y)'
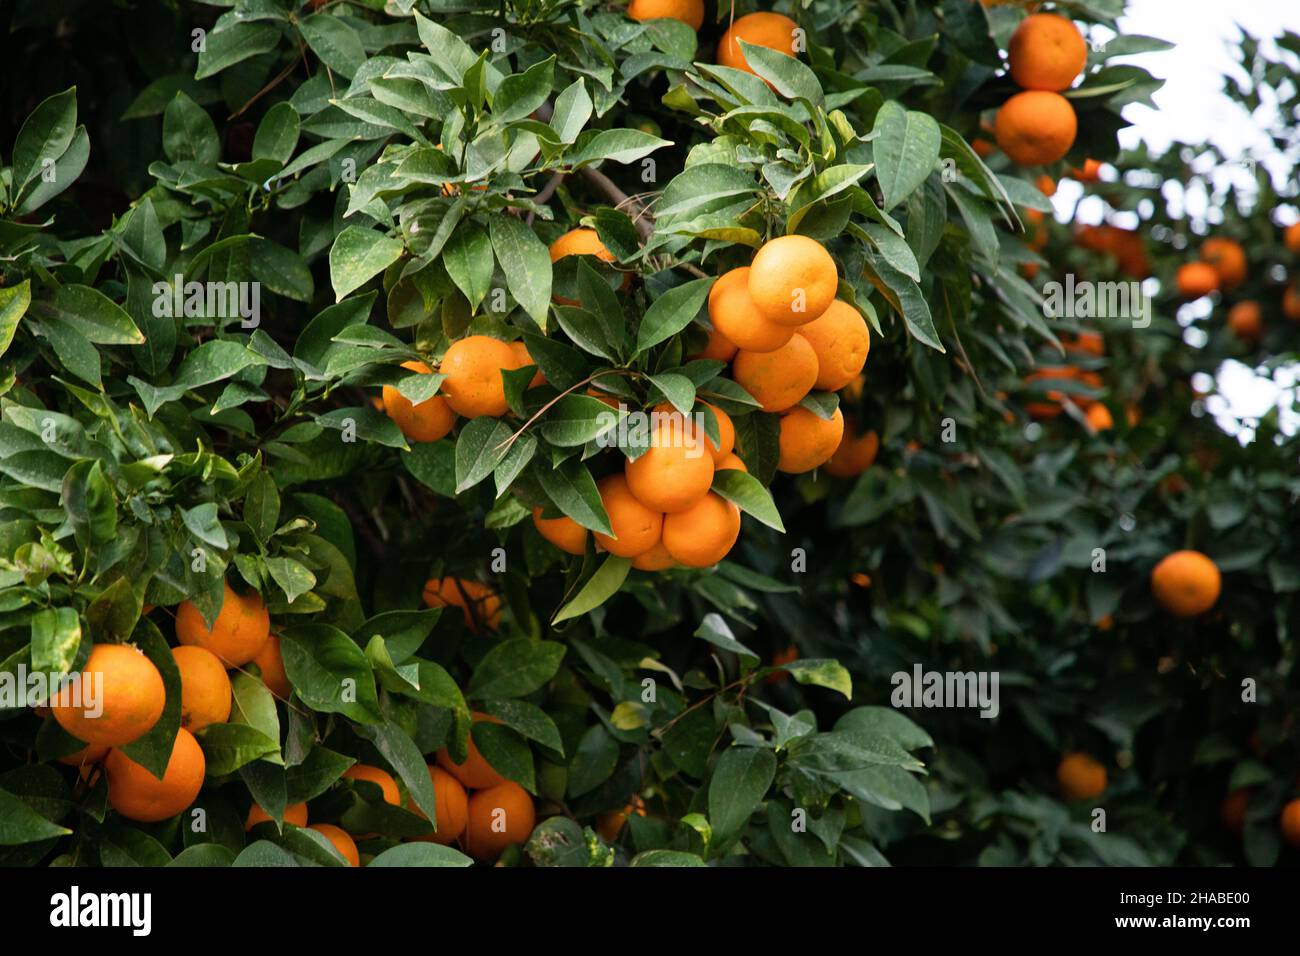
top-left (594, 473), bottom-right (664, 557)
top-left (1056, 752), bottom-right (1107, 801)
top-left (715, 451), bottom-right (748, 472)
top-left (1008, 13), bottom-right (1087, 91)
top-left (627, 0), bottom-right (703, 30)
top-left (701, 403), bottom-right (735, 463)
top-left (1285, 222), bottom-right (1300, 254)
top-left (797, 300), bottom-right (870, 391)
top-left (1070, 158), bottom-right (1103, 182)
top-left (624, 417), bottom-right (715, 514)
top-left (707, 267), bottom-right (796, 352)
top-left (106, 728), bottom-right (206, 823)
top-left (1068, 331), bottom-right (1105, 357)
top-left (1281, 798), bottom-right (1300, 848)
top-left (410, 765), bottom-right (469, 845)
top-left (246, 800), bottom-right (309, 830)
top-left (824, 423), bottom-right (879, 478)
top-left (438, 336), bottom-right (519, 418)
top-left (1220, 789), bottom-right (1249, 835)
top-left (1085, 403), bottom-right (1113, 432)
top-left (548, 228), bottom-right (627, 304)
top-left (465, 781), bottom-right (536, 861)
top-left (382, 360), bottom-right (456, 442)
top-left (1151, 550), bottom-right (1221, 617)
top-left (250, 633), bottom-right (291, 700)
top-left (437, 712), bottom-right (509, 789)
top-left (175, 580), bottom-right (271, 666)
top-left (733, 333), bottom-right (819, 412)
top-left (995, 91), bottom-right (1077, 166)
top-left (343, 764), bottom-right (400, 806)
top-left (1175, 261), bottom-right (1219, 298)
top-left (596, 795), bottom-right (647, 842)
top-left (661, 492), bottom-right (741, 568)
top-left (1201, 237), bottom-right (1247, 289)
top-left (691, 323), bottom-right (739, 362)
top-left (1036, 174), bottom-right (1057, 197)
top-left (766, 644), bottom-right (799, 685)
top-left (1075, 224), bottom-right (1150, 278)
top-left (1285, 285), bottom-right (1300, 321)
top-left (171, 646), bottom-right (231, 733)
top-left (748, 236), bottom-right (839, 326)
top-left (510, 341), bottom-right (546, 389)
top-left (777, 406), bottom-right (844, 474)
top-left (1227, 300), bottom-right (1262, 341)
top-left (52, 644), bottom-right (166, 748)
top-left (310, 823), bottom-right (360, 866)
top-left (631, 539), bottom-right (677, 571)
top-left (56, 742), bottom-right (110, 768)
top-left (716, 11), bottom-right (799, 74)
top-left (422, 577), bottom-right (501, 632)
top-left (532, 507), bottom-right (588, 555)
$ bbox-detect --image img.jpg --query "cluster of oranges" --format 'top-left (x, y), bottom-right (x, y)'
top-left (1174, 230), bottom-right (1300, 341)
top-left (994, 14), bottom-right (1087, 167)
top-left (49, 582), bottom-right (287, 824)
top-left (625, 1), bottom-right (800, 79)
top-left (1022, 330), bottom-right (1109, 429)
top-left (246, 713), bottom-right (534, 865)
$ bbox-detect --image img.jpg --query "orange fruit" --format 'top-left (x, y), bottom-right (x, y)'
top-left (1175, 261), bottom-right (1219, 298)
top-left (508, 341), bottom-right (546, 390)
top-left (1008, 13), bottom-right (1087, 91)
top-left (824, 423), bottom-right (879, 478)
top-left (596, 795), bottom-right (647, 842)
top-left (410, 765), bottom-right (469, 845)
top-left (1281, 798), bottom-right (1300, 848)
top-left (250, 633), bottom-right (291, 700)
top-left (707, 267), bottom-right (795, 353)
top-left (662, 492), bottom-right (741, 568)
top-left (716, 451), bottom-right (748, 473)
top-left (777, 406), bottom-right (844, 474)
top-left (691, 323), bottom-right (739, 362)
top-left (972, 136), bottom-right (996, 159)
top-left (1227, 300), bottom-right (1262, 341)
top-left (1057, 752), bottom-right (1106, 801)
top-left (594, 473), bottom-right (665, 557)
top-left (532, 507), bottom-right (588, 556)
top-left (437, 712), bottom-right (509, 789)
top-left (701, 403), bottom-right (735, 463)
top-left (1220, 789), bottom-right (1249, 835)
top-left (1068, 331), bottom-right (1105, 357)
top-left (797, 300), bottom-right (870, 391)
top-left (382, 360), bottom-right (456, 442)
top-left (310, 823), bottom-right (360, 866)
top-left (1201, 237), bottom-right (1247, 289)
top-left (343, 764), bottom-right (401, 806)
top-left (51, 644), bottom-right (166, 748)
top-left (733, 333), bottom-right (819, 412)
top-left (1036, 174), bottom-right (1057, 197)
top-left (1070, 158), bottom-right (1103, 182)
top-left (1085, 403), bottom-right (1113, 432)
top-left (1075, 224), bottom-right (1150, 278)
top-left (994, 91), bottom-right (1077, 166)
top-left (548, 228), bottom-right (627, 304)
top-left (624, 416), bottom-right (715, 514)
top-left (766, 644), bottom-right (799, 685)
top-left (422, 577), bottom-right (501, 632)
top-left (465, 781), bottom-right (536, 862)
top-left (106, 728), bottom-right (206, 823)
top-left (748, 236), bottom-right (839, 326)
top-left (1285, 222), bottom-right (1300, 254)
top-left (1285, 285), bottom-right (1300, 321)
top-left (246, 800), bottom-right (309, 830)
top-left (631, 539), bottom-right (678, 571)
top-left (716, 11), bottom-right (799, 74)
top-left (56, 742), bottom-right (110, 768)
top-left (438, 336), bottom-right (519, 418)
top-left (171, 645), bottom-right (231, 733)
top-left (1151, 550), bottom-right (1221, 617)
top-left (627, 0), bottom-right (703, 30)
top-left (175, 580), bottom-right (271, 666)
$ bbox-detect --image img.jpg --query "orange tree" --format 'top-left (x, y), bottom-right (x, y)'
top-left (0, 0), bottom-right (1164, 866)
top-left (785, 27), bottom-right (1300, 865)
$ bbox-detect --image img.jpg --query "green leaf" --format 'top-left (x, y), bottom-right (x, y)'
top-left (0, 788), bottom-right (71, 845)
top-left (443, 221), bottom-right (494, 311)
top-left (195, 22), bottom-right (280, 80)
top-left (352, 719), bottom-right (441, 825)
top-left (243, 471), bottom-right (280, 542)
top-left (330, 227), bottom-right (405, 302)
top-left (489, 215), bottom-right (552, 329)
top-left (738, 41), bottom-right (823, 106)
top-left (540, 394), bottom-right (624, 447)
top-left (63, 460), bottom-right (117, 547)
top-left (16, 126), bottom-right (89, 214)
top-left (198, 724), bottom-right (281, 776)
top-left (30, 607), bottom-right (81, 675)
top-left (299, 14), bottom-right (366, 79)
top-left (571, 129), bottom-right (671, 167)
top-left (694, 612), bottom-right (759, 665)
top-left (41, 285), bottom-right (145, 345)
top-left (11, 87), bottom-right (77, 195)
top-left (367, 843), bottom-right (473, 867)
top-left (539, 458), bottom-right (612, 535)
top-left (493, 56), bottom-right (555, 123)
top-left (711, 469), bottom-right (784, 532)
top-left (162, 92), bottom-right (219, 164)
top-left (872, 101), bottom-right (942, 211)
top-left (636, 277), bottom-right (713, 353)
top-left (550, 79), bottom-right (592, 144)
top-left (265, 556), bottom-right (317, 604)
top-left (249, 238), bottom-right (314, 303)
top-left (0, 280), bottom-right (31, 359)
top-left (467, 639), bottom-right (567, 699)
top-left (253, 102), bottom-right (300, 165)
top-left (455, 417), bottom-right (514, 493)
top-left (708, 747), bottom-right (777, 845)
top-left (279, 624), bottom-right (383, 724)
top-left (553, 555), bottom-right (631, 624)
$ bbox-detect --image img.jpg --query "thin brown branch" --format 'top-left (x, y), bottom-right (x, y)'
top-left (577, 166), bottom-right (654, 241)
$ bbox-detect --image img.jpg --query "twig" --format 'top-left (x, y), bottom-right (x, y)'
top-left (578, 166), bottom-right (655, 241)
top-left (526, 171), bottom-right (566, 226)
top-left (230, 45), bottom-right (307, 120)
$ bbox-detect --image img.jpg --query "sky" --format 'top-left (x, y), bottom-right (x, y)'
top-left (1055, 0), bottom-right (1300, 442)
